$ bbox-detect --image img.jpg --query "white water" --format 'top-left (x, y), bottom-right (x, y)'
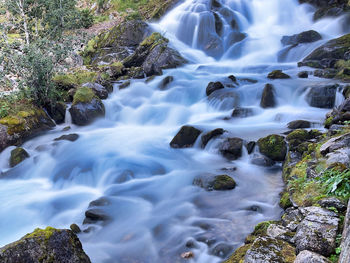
top-left (0, 0), bottom-right (348, 262)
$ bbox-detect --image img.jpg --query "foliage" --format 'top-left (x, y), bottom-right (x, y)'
top-left (320, 168), bottom-right (350, 200)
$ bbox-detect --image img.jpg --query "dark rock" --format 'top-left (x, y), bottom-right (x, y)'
top-left (257, 134), bottom-right (287, 161)
top-left (82, 83), bottom-right (108, 100)
top-left (314, 69), bottom-right (338, 78)
top-left (125, 67), bottom-right (145, 79)
top-left (298, 71), bottom-right (309, 78)
top-left (281, 30), bottom-right (322, 46)
top-left (170, 126), bottom-right (202, 148)
top-left (119, 80), bottom-right (131, 89)
top-left (193, 174), bottom-right (236, 191)
top-left (305, 84), bottom-right (337, 108)
top-left (54, 134), bottom-right (79, 142)
top-left (228, 75), bottom-right (237, 83)
top-left (267, 70), bottom-right (291, 79)
top-left (294, 250), bottom-right (331, 263)
top-left (206, 81), bottom-right (225, 96)
top-left (46, 102), bottom-right (66, 124)
top-left (287, 120), bottom-right (311, 129)
top-left (10, 147), bottom-right (29, 167)
top-left (83, 208), bottom-right (110, 224)
top-left (213, 12), bottom-right (223, 36)
top-left (318, 197), bottom-right (347, 212)
top-left (0, 227), bottom-right (91, 263)
top-left (231, 107), bottom-right (255, 118)
top-left (70, 224), bottom-right (81, 234)
top-left (201, 128), bottom-right (225, 148)
top-left (260, 83), bottom-right (277, 108)
top-left (219, 137), bottom-right (243, 160)
top-left (251, 154), bottom-right (275, 167)
top-left (158, 76), bottom-right (174, 90)
top-left (246, 141), bottom-right (256, 154)
top-left (339, 98), bottom-right (350, 112)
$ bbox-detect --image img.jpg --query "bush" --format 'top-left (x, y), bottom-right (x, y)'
top-left (79, 9), bottom-right (94, 29)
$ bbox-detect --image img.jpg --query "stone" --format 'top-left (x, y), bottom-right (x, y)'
top-left (83, 208), bottom-right (110, 224)
top-left (119, 80), bottom-right (131, 90)
top-left (260, 83), bottom-right (277, 108)
top-left (170, 126), bottom-right (202, 148)
top-left (82, 83), bottom-right (108, 100)
top-left (320, 132), bottom-right (350, 155)
top-left (305, 84), bottom-right (337, 109)
top-left (45, 102), bottom-right (66, 124)
top-left (318, 197), bottom-right (347, 212)
top-left (294, 250), bottom-right (331, 263)
top-left (0, 227), bottom-right (91, 263)
top-left (206, 81), bottom-right (225, 96)
top-left (219, 137), bottom-right (244, 160)
top-left (246, 141), bottom-right (256, 154)
top-left (282, 208), bottom-right (304, 232)
top-left (251, 154), bottom-right (275, 167)
top-left (339, 200), bottom-right (350, 263)
top-left (267, 70), bottom-right (291, 79)
top-left (201, 128), bottom-right (225, 148)
top-left (266, 224), bottom-right (295, 244)
top-left (193, 174), bottom-right (236, 191)
top-left (257, 134), bottom-right (287, 161)
top-left (181, 251), bottom-right (194, 259)
top-left (10, 147), bottom-right (29, 167)
top-left (287, 120), bottom-right (311, 129)
top-left (158, 76), bottom-right (174, 90)
top-left (70, 224), bottom-right (81, 234)
top-left (281, 30), bottom-right (322, 46)
top-left (231, 107), bottom-right (255, 118)
top-left (54, 134), bottom-right (79, 142)
top-left (298, 71), bottom-right (309, 78)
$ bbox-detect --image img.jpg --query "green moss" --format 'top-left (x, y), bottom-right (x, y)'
top-left (212, 175), bottom-right (236, 190)
top-left (72, 87), bottom-right (96, 105)
top-left (257, 134), bottom-right (287, 161)
top-left (140, 32), bottom-right (169, 50)
top-left (224, 244), bottom-right (251, 263)
top-left (252, 221), bottom-right (277, 236)
top-left (53, 70), bottom-right (98, 89)
top-left (0, 116), bottom-right (25, 134)
top-left (25, 227), bottom-right (58, 241)
top-left (10, 147), bottom-right (29, 167)
top-left (279, 191), bottom-right (292, 209)
top-left (286, 129), bottom-right (309, 141)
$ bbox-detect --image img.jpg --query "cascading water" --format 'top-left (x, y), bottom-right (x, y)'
top-left (0, 0), bottom-right (349, 262)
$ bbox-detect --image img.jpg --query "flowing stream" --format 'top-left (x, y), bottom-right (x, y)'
top-left (0, 0), bottom-right (349, 262)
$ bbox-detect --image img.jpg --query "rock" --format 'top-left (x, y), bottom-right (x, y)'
top-left (266, 224), bottom-right (295, 244)
top-left (69, 87), bottom-right (105, 126)
top-left (45, 102), bottom-right (66, 124)
top-left (70, 224), bottom-right (81, 234)
top-left (244, 236), bottom-right (296, 263)
top-left (267, 70), bottom-right (291, 79)
top-left (219, 137), bottom-right (244, 160)
top-left (211, 242), bottom-right (234, 258)
top-left (82, 83), bottom-right (108, 100)
top-left (339, 200), bottom-right (350, 263)
top-left (181, 251), bottom-right (194, 259)
top-left (339, 98), bottom-right (350, 112)
top-left (287, 120), bottom-right (311, 129)
top-left (260, 83), bottom-right (277, 108)
top-left (281, 30), bottom-right (322, 46)
top-left (158, 76), bottom-right (174, 90)
top-left (313, 69), bottom-right (338, 78)
top-left (170, 126), bottom-right (202, 148)
top-left (54, 134), bottom-right (79, 142)
top-left (320, 132), bottom-right (350, 155)
top-left (201, 128), bottom-right (225, 148)
top-left (231, 107), bottom-right (255, 118)
top-left (294, 250), bottom-right (331, 263)
top-left (206, 81), bottom-right (225, 96)
top-left (119, 80), bottom-right (131, 90)
top-left (298, 71), bottom-right (309, 78)
top-left (294, 206), bottom-right (339, 256)
top-left (228, 75), bottom-right (237, 83)
top-left (251, 154), bottom-right (275, 167)
top-left (305, 84), bottom-right (337, 109)
top-left (257, 134), bottom-right (287, 161)
top-left (83, 208), bottom-right (110, 224)
top-left (193, 174), bottom-right (236, 191)
top-left (10, 147), bottom-right (29, 167)
top-left (246, 141), bottom-right (256, 154)
top-left (0, 227), bottom-right (91, 263)
top-left (318, 197), bottom-right (347, 212)
top-left (282, 208), bottom-right (304, 232)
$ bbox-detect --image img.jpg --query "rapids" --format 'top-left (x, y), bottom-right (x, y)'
top-left (0, 0), bottom-right (349, 262)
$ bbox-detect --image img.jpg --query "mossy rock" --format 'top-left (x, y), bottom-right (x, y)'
top-left (257, 134), bottom-right (287, 161)
top-left (53, 70), bottom-right (99, 90)
top-left (72, 87), bottom-right (96, 105)
top-left (10, 147), bottom-right (29, 167)
top-left (213, 174), bottom-right (236, 190)
top-left (224, 244), bottom-right (252, 263)
top-left (279, 191), bottom-right (292, 209)
top-left (267, 70), bottom-right (291, 79)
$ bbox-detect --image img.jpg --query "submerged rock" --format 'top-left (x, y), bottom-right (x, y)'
top-left (170, 126), bottom-right (202, 148)
top-left (231, 107), bottom-right (255, 118)
top-left (201, 128), bottom-right (225, 148)
top-left (260, 83), bottom-right (277, 108)
top-left (54, 134), bottom-right (79, 142)
top-left (305, 84), bottom-right (337, 109)
top-left (298, 71), bottom-right (309, 78)
top-left (193, 174), bottom-right (236, 191)
top-left (281, 30), bottom-right (322, 46)
top-left (158, 76), bottom-right (174, 90)
top-left (0, 227), bottom-right (91, 263)
top-left (10, 147), bottom-right (29, 167)
top-left (206, 81), bottom-right (225, 96)
top-left (257, 134), bottom-right (287, 161)
top-left (267, 70), bottom-right (291, 79)
top-left (219, 137), bottom-right (244, 160)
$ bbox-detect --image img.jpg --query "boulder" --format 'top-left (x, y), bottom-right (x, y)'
top-left (82, 83), bottom-right (108, 100)
top-left (69, 87), bottom-right (105, 126)
top-left (0, 227), bottom-right (91, 263)
top-left (318, 197), bottom-right (347, 212)
top-left (193, 174), bottom-right (236, 191)
top-left (339, 200), bottom-right (350, 263)
top-left (201, 128), bottom-right (225, 148)
top-left (170, 126), bottom-right (202, 148)
top-left (305, 84), bottom-right (337, 108)
top-left (260, 83), bottom-right (277, 108)
top-left (320, 132), bottom-right (350, 155)
top-left (83, 208), bottom-right (110, 224)
top-left (282, 208), bottom-right (304, 232)
top-left (158, 76), bottom-right (174, 90)
top-left (10, 147), bottom-right (29, 167)
top-left (45, 102), bottom-right (66, 124)
top-left (267, 70), bottom-right (291, 79)
top-left (231, 107), bottom-right (255, 118)
top-left (287, 120), bottom-right (311, 129)
top-left (294, 250), bottom-right (331, 263)
top-left (246, 141), bottom-right (256, 154)
top-left (281, 30), bottom-right (322, 46)
top-left (298, 71), bottom-right (309, 78)
top-left (219, 137), bottom-right (244, 160)
top-left (251, 154), bottom-right (275, 167)
top-left (206, 81), bottom-right (225, 96)
top-left (257, 134), bottom-right (287, 161)
top-left (54, 134), bottom-right (79, 142)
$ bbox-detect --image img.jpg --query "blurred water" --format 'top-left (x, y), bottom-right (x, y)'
top-left (0, 0), bottom-right (348, 262)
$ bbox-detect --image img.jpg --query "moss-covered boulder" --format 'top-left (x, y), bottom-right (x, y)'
top-left (52, 70), bottom-right (99, 90)
top-left (193, 174), bottom-right (236, 191)
top-left (267, 70), bottom-right (291, 79)
top-left (257, 135), bottom-right (287, 161)
top-left (69, 87), bottom-right (105, 126)
top-left (0, 227), bottom-right (91, 263)
top-left (10, 147), bottom-right (29, 167)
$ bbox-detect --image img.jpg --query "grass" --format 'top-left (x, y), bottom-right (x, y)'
top-left (0, 93), bottom-right (35, 119)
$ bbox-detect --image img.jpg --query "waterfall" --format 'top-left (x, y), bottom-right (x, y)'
top-left (0, 0), bottom-right (348, 262)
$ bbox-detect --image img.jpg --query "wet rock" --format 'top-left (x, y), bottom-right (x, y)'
top-left (228, 75), bottom-right (237, 83)
top-left (298, 71), bottom-right (309, 78)
top-left (294, 250), bottom-right (331, 263)
top-left (231, 107), bottom-right (255, 118)
top-left (318, 197), bottom-right (347, 212)
top-left (181, 251), bottom-right (194, 259)
top-left (313, 69), bottom-right (338, 78)
top-left (45, 102), bottom-right (66, 124)
top-left (267, 70), bottom-right (291, 79)
top-left (119, 80), bottom-right (131, 90)
top-left (83, 208), bottom-right (110, 224)
top-left (193, 174), bottom-right (236, 191)
top-left (201, 128), bottom-right (225, 148)
top-left (70, 224), bottom-right (81, 234)
top-left (170, 126), bottom-right (202, 148)
top-left (281, 30), bottom-right (322, 46)
top-left (305, 84), bottom-right (337, 109)
top-left (266, 224), bottom-right (295, 244)
top-left (219, 137), bottom-right (244, 160)
top-left (294, 206), bottom-right (339, 256)
top-left (10, 147), bottom-right (29, 167)
top-left (206, 81), bottom-right (225, 96)
top-left (69, 87), bottom-right (105, 126)
top-left (339, 200), bottom-right (350, 263)
top-left (282, 208), bottom-right (304, 232)
top-left (260, 83), bottom-right (277, 108)
top-left (82, 82), bottom-right (108, 100)
top-left (244, 236), bottom-right (296, 263)
top-left (246, 141), bottom-right (256, 154)
top-left (158, 76), bottom-right (174, 90)
top-left (320, 132), bottom-right (350, 155)
top-left (287, 120), bottom-right (311, 129)
top-left (213, 12), bottom-right (223, 36)
top-left (251, 154), bottom-right (275, 167)
top-left (211, 242), bottom-right (234, 258)
top-left (257, 134), bottom-right (287, 161)
top-left (0, 227), bottom-right (91, 263)
top-left (54, 134), bottom-right (79, 142)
